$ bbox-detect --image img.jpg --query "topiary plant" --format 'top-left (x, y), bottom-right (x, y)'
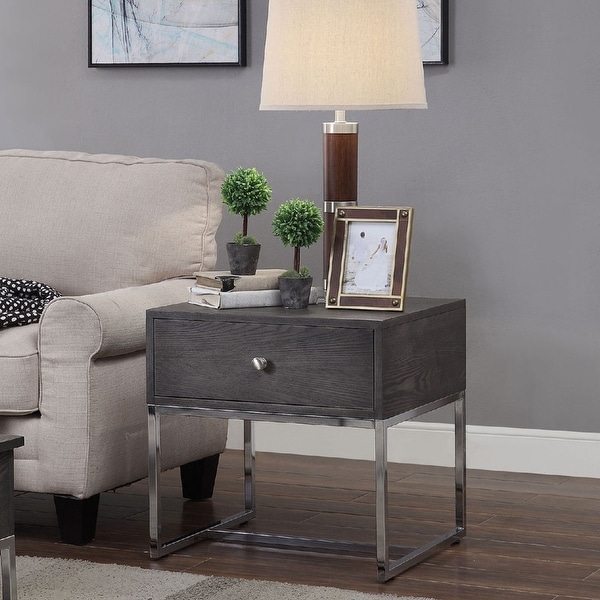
top-left (221, 167), bottom-right (272, 243)
top-left (272, 199), bottom-right (324, 275)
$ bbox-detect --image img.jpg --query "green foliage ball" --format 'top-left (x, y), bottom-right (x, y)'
top-left (272, 199), bottom-right (324, 250)
top-left (221, 167), bottom-right (272, 217)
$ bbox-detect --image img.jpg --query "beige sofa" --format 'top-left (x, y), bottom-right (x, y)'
top-left (0, 149), bottom-right (228, 544)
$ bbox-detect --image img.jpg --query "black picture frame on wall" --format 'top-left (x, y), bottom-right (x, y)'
top-left (88, 0), bottom-right (246, 67)
top-left (419, 0), bottom-right (449, 65)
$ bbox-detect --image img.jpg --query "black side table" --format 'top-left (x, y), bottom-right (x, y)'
top-left (147, 299), bottom-right (466, 582)
top-left (0, 435), bottom-right (24, 600)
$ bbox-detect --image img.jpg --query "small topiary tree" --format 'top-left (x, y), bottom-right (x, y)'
top-left (272, 199), bottom-right (324, 275)
top-left (221, 167), bottom-right (272, 243)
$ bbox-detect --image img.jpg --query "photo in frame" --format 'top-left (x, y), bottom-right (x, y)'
top-left (88, 0), bottom-right (246, 67)
top-left (326, 207), bottom-right (414, 311)
top-left (418, 0), bottom-right (449, 65)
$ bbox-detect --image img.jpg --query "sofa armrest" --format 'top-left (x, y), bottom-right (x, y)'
top-left (28, 277), bottom-right (227, 499)
top-left (39, 278), bottom-right (192, 359)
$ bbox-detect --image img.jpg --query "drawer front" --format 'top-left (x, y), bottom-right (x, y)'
top-left (152, 318), bottom-right (374, 412)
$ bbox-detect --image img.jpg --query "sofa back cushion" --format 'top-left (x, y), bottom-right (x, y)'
top-left (0, 150), bottom-right (224, 295)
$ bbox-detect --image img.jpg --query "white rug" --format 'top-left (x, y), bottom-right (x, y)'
top-left (11, 556), bottom-right (437, 600)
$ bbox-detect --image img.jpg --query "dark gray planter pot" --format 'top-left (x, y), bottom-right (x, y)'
top-left (279, 276), bottom-right (313, 309)
top-left (226, 242), bottom-right (261, 275)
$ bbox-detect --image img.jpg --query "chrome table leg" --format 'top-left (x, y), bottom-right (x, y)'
top-left (148, 407), bottom-right (163, 558)
top-left (375, 420), bottom-right (390, 581)
top-left (455, 391), bottom-right (467, 532)
top-left (243, 420), bottom-right (255, 512)
top-left (149, 410), bottom-right (256, 558)
top-left (0, 536), bottom-right (17, 600)
top-left (375, 392), bottom-right (467, 582)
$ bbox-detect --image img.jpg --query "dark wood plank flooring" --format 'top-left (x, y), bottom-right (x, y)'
top-left (14, 450), bottom-right (600, 599)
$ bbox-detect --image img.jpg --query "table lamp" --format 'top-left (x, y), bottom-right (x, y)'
top-left (260, 0), bottom-right (427, 288)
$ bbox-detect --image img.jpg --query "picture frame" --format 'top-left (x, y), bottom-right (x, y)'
top-left (419, 0), bottom-right (449, 65)
top-left (326, 207), bottom-right (414, 312)
top-left (88, 0), bottom-right (246, 67)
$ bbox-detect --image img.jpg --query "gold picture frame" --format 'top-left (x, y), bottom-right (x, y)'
top-left (326, 207), bottom-right (414, 311)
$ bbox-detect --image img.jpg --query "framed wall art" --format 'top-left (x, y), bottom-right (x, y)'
top-left (89, 0), bottom-right (246, 67)
top-left (326, 207), bottom-right (414, 312)
top-left (419, 0), bottom-right (449, 65)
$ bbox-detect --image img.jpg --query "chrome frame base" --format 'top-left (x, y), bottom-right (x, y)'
top-left (148, 392), bottom-right (466, 582)
top-left (0, 535), bottom-right (17, 600)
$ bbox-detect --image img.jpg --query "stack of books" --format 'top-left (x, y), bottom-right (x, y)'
top-left (189, 268), bottom-right (317, 309)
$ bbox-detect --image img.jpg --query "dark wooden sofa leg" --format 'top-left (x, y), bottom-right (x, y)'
top-left (53, 493), bottom-right (100, 545)
top-left (180, 453), bottom-right (220, 500)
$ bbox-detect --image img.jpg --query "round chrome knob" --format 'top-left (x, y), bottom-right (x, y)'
top-left (251, 357), bottom-right (268, 371)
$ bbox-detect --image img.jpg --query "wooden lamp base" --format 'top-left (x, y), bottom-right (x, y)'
top-left (322, 111), bottom-right (358, 288)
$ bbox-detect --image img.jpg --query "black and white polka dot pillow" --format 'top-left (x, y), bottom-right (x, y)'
top-left (0, 277), bottom-right (61, 329)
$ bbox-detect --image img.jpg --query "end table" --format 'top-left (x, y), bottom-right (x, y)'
top-left (147, 299), bottom-right (466, 582)
top-left (0, 435), bottom-right (24, 600)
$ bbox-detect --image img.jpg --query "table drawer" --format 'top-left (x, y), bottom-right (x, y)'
top-left (152, 318), bottom-right (374, 412)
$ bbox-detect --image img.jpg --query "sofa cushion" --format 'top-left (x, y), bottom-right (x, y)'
top-left (0, 150), bottom-right (224, 296)
top-left (0, 324), bottom-right (39, 415)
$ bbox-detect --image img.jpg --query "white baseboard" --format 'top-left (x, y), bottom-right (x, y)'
top-left (226, 420), bottom-right (600, 478)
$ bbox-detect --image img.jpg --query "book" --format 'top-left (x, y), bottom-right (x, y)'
top-left (188, 286), bottom-right (319, 309)
top-left (192, 269), bottom-right (286, 291)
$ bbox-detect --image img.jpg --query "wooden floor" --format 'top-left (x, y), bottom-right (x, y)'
top-left (14, 449), bottom-right (600, 600)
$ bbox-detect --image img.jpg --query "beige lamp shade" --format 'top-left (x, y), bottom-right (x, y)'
top-left (260, 0), bottom-right (427, 111)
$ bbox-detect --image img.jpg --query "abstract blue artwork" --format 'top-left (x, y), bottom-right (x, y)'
top-left (418, 0), bottom-right (449, 65)
top-left (89, 0), bottom-right (246, 66)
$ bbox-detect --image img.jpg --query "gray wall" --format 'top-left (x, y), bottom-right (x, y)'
top-left (1, 1), bottom-right (599, 433)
